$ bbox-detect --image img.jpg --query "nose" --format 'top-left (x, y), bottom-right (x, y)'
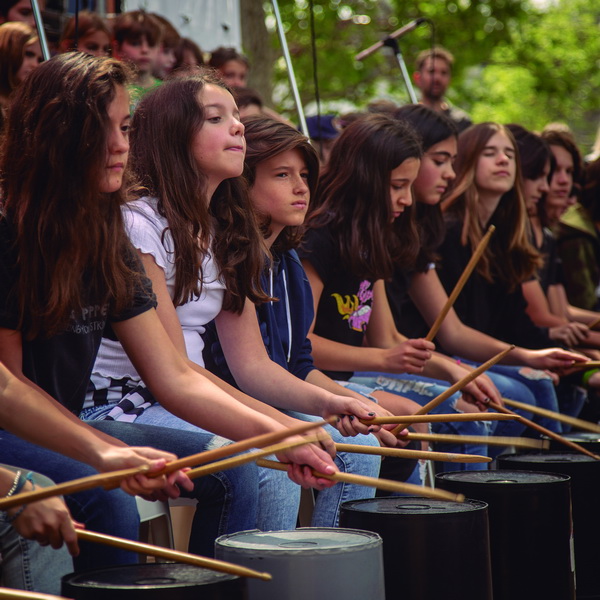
top-left (231, 116), bottom-right (244, 136)
top-left (294, 174), bottom-right (309, 194)
top-left (539, 177), bottom-right (549, 194)
top-left (497, 151), bottom-right (509, 164)
top-left (556, 169), bottom-right (569, 184)
top-left (109, 129), bottom-right (129, 155)
top-left (398, 188), bottom-right (413, 207)
top-left (443, 163), bottom-right (456, 181)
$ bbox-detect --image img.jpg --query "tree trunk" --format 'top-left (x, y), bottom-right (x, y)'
top-left (239, 0), bottom-right (276, 106)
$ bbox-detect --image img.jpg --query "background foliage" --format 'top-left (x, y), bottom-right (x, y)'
top-left (241, 0), bottom-right (600, 151)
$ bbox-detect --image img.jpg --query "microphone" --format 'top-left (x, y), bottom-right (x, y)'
top-left (355, 18), bottom-right (428, 61)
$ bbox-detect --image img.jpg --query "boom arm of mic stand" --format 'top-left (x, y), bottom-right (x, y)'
top-left (355, 18), bottom-right (427, 62)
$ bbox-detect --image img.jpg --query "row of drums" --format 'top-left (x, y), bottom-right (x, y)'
top-left (62, 433), bottom-right (600, 600)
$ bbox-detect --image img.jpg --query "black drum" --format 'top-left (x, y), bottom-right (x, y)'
top-left (61, 563), bottom-right (247, 599)
top-left (339, 497), bottom-right (493, 600)
top-left (498, 452), bottom-right (600, 599)
top-left (547, 432), bottom-right (600, 453)
top-left (437, 470), bottom-right (574, 600)
top-left (215, 527), bottom-right (385, 600)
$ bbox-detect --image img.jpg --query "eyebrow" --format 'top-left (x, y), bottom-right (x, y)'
top-left (428, 151), bottom-right (454, 158)
top-left (483, 144), bottom-right (515, 152)
top-left (205, 102), bottom-right (240, 115)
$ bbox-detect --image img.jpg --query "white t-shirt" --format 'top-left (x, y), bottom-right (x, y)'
top-left (90, 197), bottom-right (226, 384)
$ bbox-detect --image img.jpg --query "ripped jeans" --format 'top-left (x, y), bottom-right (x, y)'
top-left (351, 373), bottom-right (491, 471)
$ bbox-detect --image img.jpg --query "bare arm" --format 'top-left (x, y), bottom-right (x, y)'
top-left (215, 299), bottom-right (380, 435)
top-left (408, 268), bottom-right (584, 370)
top-left (301, 260), bottom-right (433, 374)
top-left (0, 466), bottom-right (79, 556)
top-left (0, 337), bottom-right (189, 498)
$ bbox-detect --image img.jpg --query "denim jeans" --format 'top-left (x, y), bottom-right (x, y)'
top-left (462, 362), bottom-right (563, 435)
top-left (0, 431), bottom-right (140, 571)
top-left (84, 406), bottom-right (299, 551)
top-left (351, 373), bottom-right (491, 471)
top-left (0, 469), bottom-right (73, 595)
top-left (281, 411), bottom-right (381, 527)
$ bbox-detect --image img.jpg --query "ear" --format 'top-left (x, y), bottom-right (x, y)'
top-left (413, 71), bottom-right (421, 85)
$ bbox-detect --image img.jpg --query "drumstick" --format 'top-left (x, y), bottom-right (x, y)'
top-left (389, 345), bottom-right (515, 435)
top-left (0, 589), bottom-right (71, 600)
top-left (398, 432), bottom-right (550, 450)
top-left (567, 360), bottom-right (600, 371)
top-left (334, 443), bottom-right (491, 463)
top-left (485, 400), bottom-right (600, 460)
top-left (256, 458), bottom-right (465, 502)
top-left (365, 413), bottom-right (517, 425)
top-left (501, 397), bottom-right (600, 434)
top-left (425, 224), bottom-right (495, 342)
top-left (77, 529), bottom-right (271, 581)
top-left (185, 436), bottom-right (319, 479)
top-left (586, 316), bottom-right (600, 330)
top-left (0, 418), bottom-right (335, 511)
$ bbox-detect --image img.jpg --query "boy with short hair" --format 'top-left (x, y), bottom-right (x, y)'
top-left (112, 10), bottom-right (162, 108)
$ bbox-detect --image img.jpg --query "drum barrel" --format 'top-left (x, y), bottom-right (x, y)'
top-left (215, 527), bottom-right (385, 600)
top-left (61, 563), bottom-right (246, 599)
top-left (437, 469), bottom-right (575, 600)
top-left (498, 452), bottom-right (600, 599)
top-left (339, 497), bottom-right (492, 600)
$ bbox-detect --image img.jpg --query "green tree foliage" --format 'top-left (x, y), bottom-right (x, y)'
top-left (258, 1), bottom-right (600, 146)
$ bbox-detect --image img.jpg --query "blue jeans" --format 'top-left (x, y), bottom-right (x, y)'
top-left (0, 469), bottom-right (73, 595)
top-left (0, 431), bottom-right (140, 571)
top-left (462, 362), bottom-right (563, 435)
top-left (351, 373), bottom-right (490, 471)
top-left (84, 405), bottom-right (299, 548)
top-left (282, 411), bottom-right (381, 527)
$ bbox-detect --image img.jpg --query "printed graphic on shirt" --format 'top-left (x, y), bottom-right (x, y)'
top-left (331, 280), bottom-right (374, 332)
top-left (66, 303), bottom-right (109, 335)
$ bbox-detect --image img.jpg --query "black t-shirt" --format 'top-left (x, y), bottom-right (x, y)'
top-left (385, 266), bottom-right (431, 340)
top-left (298, 226), bottom-right (375, 380)
top-left (0, 218), bottom-right (157, 413)
top-left (436, 219), bottom-right (552, 349)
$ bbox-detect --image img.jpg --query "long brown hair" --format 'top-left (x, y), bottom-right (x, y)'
top-left (242, 114), bottom-right (319, 252)
top-left (442, 122), bottom-right (541, 289)
top-left (129, 73), bottom-right (269, 312)
top-left (394, 104), bottom-right (458, 272)
top-left (0, 21), bottom-right (37, 101)
top-left (306, 113), bottom-right (422, 280)
top-left (1, 52), bottom-right (138, 338)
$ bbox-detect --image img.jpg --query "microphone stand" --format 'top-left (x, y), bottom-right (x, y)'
top-left (355, 19), bottom-right (428, 105)
top-left (271, 0), bottom-right (308, 137)
top-left (31, 0), bottom-right (50, 60)
top-left (383, 36), bottom-right (418, 104)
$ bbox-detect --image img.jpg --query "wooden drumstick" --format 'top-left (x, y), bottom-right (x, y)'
top-left (501, 397), bottom-right (600, 434)
top-left (334, 443), bottom-right (491, 463)
top-left (388, 345), bottom-right (515, 436)
top-left (256, 458), bottom-right (465, 502)
top-left (0, 589), bottom-right (71, 600)
top-left (0, 418), bottom-right (335, 511)
top-left (485, 400), bottom-right (600, 460)
top-left (567, 360), bottom-right (600, 371)
top-left (185, 436), bottom-right (319, 479)
top-left (586, 316), bottom-right (600, 330)
top-left (397, 432), bottom-right (550, 450)
top-left (425, 224), bottom-right (495, 342)
top-left (365, 413), bottom-right (517, 425)
top-left (77, 529), bottom-right (271, 581)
